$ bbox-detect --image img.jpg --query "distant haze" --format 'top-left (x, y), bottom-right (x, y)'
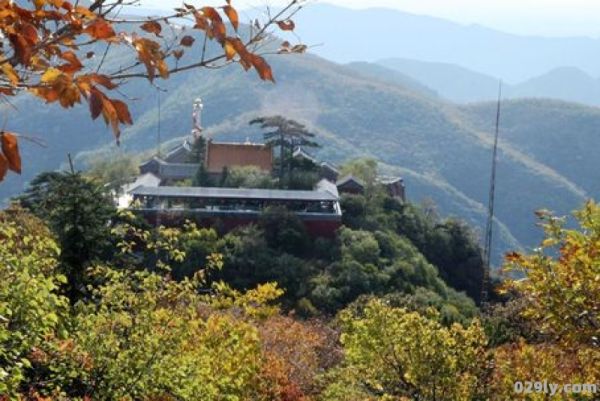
top-left (139, 0), bottom-right (600, 37)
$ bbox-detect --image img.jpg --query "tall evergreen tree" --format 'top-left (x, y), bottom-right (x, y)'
top-left (250, 116), bottom-right (319, 187)
top-left (18, 171), bottom-right (116, 301)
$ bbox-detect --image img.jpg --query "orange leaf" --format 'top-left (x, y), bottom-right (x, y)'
top-left (224, 39), bottom-right (236, 60)
top-left (58, 82), bottom-right (80, 108)
top-left (89, 88), bottom-right (104, 120)
top-left (180, 35), bottom-right (195, 47)
top-left (101, 97), bottom-right (120, 140)
top-left (89, 74), bottom-right (117, 89)
top-left (112, 99), bottom-right (133, 125)
top-left (223, 5), bottom-right (239, 31)
top-left (193, 12), bottom-right (208, 30)
top-left (157, 59), bottom-right (169, 80)
top-left (1, 132), bottom-right (21, 174)
top-left (201, 7), bottom-right (226, 42)
top-left (140, 20), bottom-right (162, 37)
top-left (201, 7), bottom-right (223, 24)
top-left (250, 54), bottom-right (274, 82)
top-left (277, 20), bottom-right (295, 31)
top-left (133, 37), bottom-right (165, 82)
top-left (229, 38), bottom-right (252, 67)
top-left (0, 153), bottom-right (7, 182)
top-left (74, 5), bottom-right (95, 18)
top-left (85, 18), bottom-right (116, 40)
top-left (58, 50), bottom-right (83, 74)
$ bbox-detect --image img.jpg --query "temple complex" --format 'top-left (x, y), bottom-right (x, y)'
top-left (121, 98), bottom-right (404, 237)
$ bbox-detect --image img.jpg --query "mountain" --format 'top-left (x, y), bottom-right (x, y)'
top-left (3, 44), bottom-right (599, 266)
top-left (344, 62), bottom-right (439, 99)
top-left (376, 58), bottom-right (500, 102)
top-left (377, 59), bottom-right (600, 106)
top-left (292, 4), bottom-right (600, 82)
top-left (510, 67), bottom-right (600, 105)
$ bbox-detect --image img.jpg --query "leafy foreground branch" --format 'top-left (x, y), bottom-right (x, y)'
top-left (0, 0), bottom-right (306, 182)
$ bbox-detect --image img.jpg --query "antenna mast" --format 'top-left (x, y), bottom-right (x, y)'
top-left (157, 89), bottom-right (162, 157)
top-left (482, 81), bottom-right (502, 304)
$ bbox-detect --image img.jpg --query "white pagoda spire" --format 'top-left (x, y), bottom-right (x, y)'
top-left (192, 97), bottom-right (204, 139)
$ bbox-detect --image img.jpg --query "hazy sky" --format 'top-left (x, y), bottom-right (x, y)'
top-left (139, 0), bottom-right (600, 37)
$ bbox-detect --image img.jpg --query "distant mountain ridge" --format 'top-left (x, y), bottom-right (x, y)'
top-left (376, 58), bottom-right (600, 106)
top-left (292, 4), bottom-right (600, 82)
top-left (128, 3), bottom-right (600, 106)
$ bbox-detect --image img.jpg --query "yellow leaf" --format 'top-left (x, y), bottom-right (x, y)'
top-left (1, 63), bottom-right (19, 86)
top-left (41, 68), bottom-right (62, 83)
top-left (224, 40), bottom-right (236, 60)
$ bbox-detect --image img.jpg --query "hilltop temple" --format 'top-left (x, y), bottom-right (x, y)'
top-left (121, 98), bottom-right (405, 237)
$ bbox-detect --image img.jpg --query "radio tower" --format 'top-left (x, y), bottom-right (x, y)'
top-left (481, 82), bottom-right (503, 305)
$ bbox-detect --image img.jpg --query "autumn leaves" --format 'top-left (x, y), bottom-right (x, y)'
top-left (0, 132), bottom-right (21, 181)
top-left (0, 0), bottom-right (304, 182)
top-left (173, 3), bottom-right (275, 81)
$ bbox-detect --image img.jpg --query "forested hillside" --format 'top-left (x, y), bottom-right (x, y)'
top-left (4, 45), bottom-right (600, 264)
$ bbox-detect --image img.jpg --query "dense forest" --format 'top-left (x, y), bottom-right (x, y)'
top-left (2, 162), bottom-right (599, 400)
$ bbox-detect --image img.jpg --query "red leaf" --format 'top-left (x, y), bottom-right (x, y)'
top-left (89, 88), bottom-right (103, 120)
top-left (180, 35), bottom-right (195, 47)
top-left (21, 23), bottom-right (39, 44)
top-left (9, 34), bottom-right (33, 65)
top-left (277, 20), bottom-right (295, 31)
top-left (1, 132), bottom-right (21, 174)
top-left (0, 153), bottom-right (7, 182)
top-left (140, 20), bottom-right (162, 37)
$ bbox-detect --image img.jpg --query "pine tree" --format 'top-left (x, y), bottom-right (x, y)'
top-left (18, 172), bottom-right (116, 301)
top-left (250, 116), bottom-right (319, 187)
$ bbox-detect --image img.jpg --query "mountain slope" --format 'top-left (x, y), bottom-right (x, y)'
top-left (1, 50), bottom-right (597, 266)
top-left (377, 58), bottom-right (500, 103)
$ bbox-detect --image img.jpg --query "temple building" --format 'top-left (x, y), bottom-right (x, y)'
top-left (128, 179), bottom-right (342, 237)
top-left (122, 98), bottom-right (405, 237)
top-left (138, 99), bottom-right (273, 184)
